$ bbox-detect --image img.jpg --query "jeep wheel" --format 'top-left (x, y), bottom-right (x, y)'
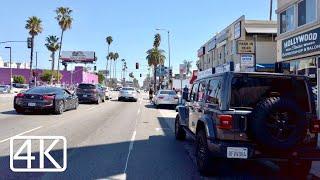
top-left (279, 160), bottom-right (311, 178)
top-left (196, 129), bottom-right (214, 176)
top-left (55, 101), bottom-right (64, 115)
top-left (175, 115), bottom-right (186, 140)
top-left (249, 97), bottom-right (307, 151)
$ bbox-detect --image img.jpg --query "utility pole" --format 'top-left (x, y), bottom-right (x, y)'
top-left (269, 0), bottom-right (273, 21)
top-left (35, 51), bottom-right (38, 86)
top-left (5, 47), bottom-right (12, 91)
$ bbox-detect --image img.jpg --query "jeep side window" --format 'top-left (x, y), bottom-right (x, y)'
top-left (198, 81), bottom-right (207, 102)
top-left (190, 83), bottom-right (199, 102)
top-left (206, 79), bottom-right (222, 106)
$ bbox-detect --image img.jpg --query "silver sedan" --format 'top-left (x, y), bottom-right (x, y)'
top-left (153, 90), bottom-right (179, 108)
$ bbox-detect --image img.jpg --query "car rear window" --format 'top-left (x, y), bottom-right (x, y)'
top-left (26, 87), bottom-right (62, 94)
top-left (122, 88), bottom-right (134, 91)
top-left (159, 91), bottom-right (176, 95)
top-left (230, 75), bottom-right (309, 111)
top-left (78, 84), bottom-right (96, 89)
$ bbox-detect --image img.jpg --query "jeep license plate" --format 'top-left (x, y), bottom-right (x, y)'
top-left (227, 147), bottom-right (248, 159)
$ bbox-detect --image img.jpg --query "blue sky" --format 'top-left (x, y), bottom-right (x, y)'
top-left (0, 0), bottom-right (277, 83)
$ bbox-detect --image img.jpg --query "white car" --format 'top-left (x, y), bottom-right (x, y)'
top-left (118, 87), bottom-right (138, 102)
top-left (12, 83), bottom-right (28, 93)
top-left (153, 90), bottom-right (179, 108)
top-left (0, 85), bottom-right (9, 93)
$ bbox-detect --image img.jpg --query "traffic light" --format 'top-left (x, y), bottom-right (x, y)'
top-left (27, 37), bottom-right (32, 48)
top-left (136, 63), bottom-right (139, 69)
top-left (140, 73), bottom-right (142, 77)
top-left (94, 66), bottom-right (97, 71)
top-left (169, 69), bottom-right (172, 77)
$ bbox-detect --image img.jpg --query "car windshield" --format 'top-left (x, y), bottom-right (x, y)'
top-left (122, 88), bottom-right (134, 91)
top-left (26, 87), bottom-right (61, 94)
top-left (159, 90), bottom-right (176, 95)
top-left (78, 84), bottom-right (95, 89)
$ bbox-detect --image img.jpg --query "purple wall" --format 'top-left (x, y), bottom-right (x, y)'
top-left (0, 66), bottom-right (98, 85)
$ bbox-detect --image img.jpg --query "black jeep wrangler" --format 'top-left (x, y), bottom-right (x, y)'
top-left (175, 72), bottom-right (320, 177)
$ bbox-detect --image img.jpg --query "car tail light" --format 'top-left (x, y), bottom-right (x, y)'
top-left (43, 95), bottom-right (55, 100)
top-left (174, 96), bottom-right (179, 99)
top-left (217, 115), bottom-right (233, 129)
top-left (16, 93), bottom-right (24, 98)
top-left (158, 96), bottom-right (164, 99)
top-left (310, 119), bottom-right (320, 133)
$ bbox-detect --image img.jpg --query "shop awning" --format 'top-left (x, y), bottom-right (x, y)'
top-left (245, 27), bottom-right (277, 34)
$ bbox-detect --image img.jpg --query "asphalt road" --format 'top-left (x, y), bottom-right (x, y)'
top-left (0, 93), bottom-right (319, 180)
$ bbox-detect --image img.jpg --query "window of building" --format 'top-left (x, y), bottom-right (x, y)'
top-left (280, 5), bottom-right (295, 33)
top-left (298, 0), bottom-right (316, 26)
top-left (198, 81), bottom-right (207, 102)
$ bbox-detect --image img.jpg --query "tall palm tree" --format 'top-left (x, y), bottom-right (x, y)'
top-left (108, 52), bottom-right (114, 79)
top-left (55, 7), bottom-right (73, 78)
top-left (113, 52), bottom-right (119, 80)
top-left (146, 34), bottom-right (166, 91)
top-left (106, 36), bottom-right (113, 80)
top-left (121, 59), bottom-right (125, 81)
top-left (183, 60), bottom-right (193, 76)
top-left (25, 16), bottom-right (43, 83)
top-left (45, 35), bottom-right (60, 85)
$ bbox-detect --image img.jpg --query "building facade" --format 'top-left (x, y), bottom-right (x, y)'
top-left (197, 15), bottom-right (277, 72)
top-left (276, 0), bottom-right (319, 85)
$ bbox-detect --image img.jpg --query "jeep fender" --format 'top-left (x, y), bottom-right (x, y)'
top-left (177, 105), bottom-right (189, 126)
top-left (196, 115), bottom-right (215, 139)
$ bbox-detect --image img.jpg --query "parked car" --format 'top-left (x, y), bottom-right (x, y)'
top-left (76, 83), bottom-right (105, 104)
top-left (12, 83), bottom-right (28, 93)
top-left (14, 86), bottom-right (78, 114)
top-left (118, 87), bottom-right (137, 101)
top-left (0, 85), bottom-right (10, 93)
top-left (153, 90), bottom-right (179, 108)
top-left (175, 71), bottom-right (320, 177)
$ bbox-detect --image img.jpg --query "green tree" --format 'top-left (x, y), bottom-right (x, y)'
top-left (25, 16), bottom-right (43, 82)
top-left (108, 52), bottom-right (114, 79)
top-left (113, 52), bottom-right (119, 79)
top-left (106, 36), bottom-right (113, 80)
top-left (133, 78), bottom-right (139, 88)
top-left (55, 7), bottom-right (73, 74)
top-left (13, 75), bottom-right (26, 84)
top-left (146, 33), bottom-right (166, 91)
top-left (45, 35), bottom-right (60, 85)
top-left (183, 60), bottom-right (193, 76)
top-left (97, 72), bottom-right (105, 84)
top-left (40, 70), bottom-right (63, 83)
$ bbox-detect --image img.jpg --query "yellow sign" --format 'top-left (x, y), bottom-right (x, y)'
top-left (237, 41), bottom-right (254, 54)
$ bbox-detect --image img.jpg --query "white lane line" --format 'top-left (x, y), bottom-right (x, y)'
top-left (137, 108), bottom-right (141, 115)
top-left (139, 100), bottom-right (142, 105)
top-left (0, 126), bottom-right (43, 143)
top-left (124, 130), bottom-right (136, 173)
top-left (87, 106), bottom-right (97, 111)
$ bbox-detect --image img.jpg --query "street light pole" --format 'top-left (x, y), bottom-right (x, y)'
top-left (156, 28), bottom-right (172, 89)
top-left (5, 47), bottom-right (12, 91)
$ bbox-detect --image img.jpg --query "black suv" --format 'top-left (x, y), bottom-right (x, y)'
top-left (175, 72), bottom-right (320, 177)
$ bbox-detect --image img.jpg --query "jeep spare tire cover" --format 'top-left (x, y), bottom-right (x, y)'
top-left (249, 97), bottom-right (307, 151)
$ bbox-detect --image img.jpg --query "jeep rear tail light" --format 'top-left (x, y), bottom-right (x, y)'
top-left (158, 96), bottom-right (164, 99)
top-left (310, 120), bottom-right (320, 133)
top-left (217, 115), bottom-right (233, 129)
top-left (16, 93), bottom-right (24, 98)
top-left (43, 95), bottom-right (55, 100)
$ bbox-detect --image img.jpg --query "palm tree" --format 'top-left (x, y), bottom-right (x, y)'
top-left (108, 52), bottom-right (114, 79)
top-left (55, 7), bottom-right (73, 77)
top-left (121, 59), bottom-right (125, 81)
top-left (113, 52), bottom-right (119, 80)
top-left (106, 36), bottom-right (113, 80)
top-left (183, 60), bottom-right (193, 76)
top-left (25, 16), bottom-right (43, 83)
top-left (146, 34), bottom-right (166, 91)
top-left (45, 35), bottom-right (60, 85)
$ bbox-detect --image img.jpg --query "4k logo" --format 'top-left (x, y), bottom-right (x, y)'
top-left (10, 136), bottom-right (67, 172)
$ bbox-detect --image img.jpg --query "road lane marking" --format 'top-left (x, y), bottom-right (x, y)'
top-left (0, 126), bottom-right (43, 143)
top-left (124, 130), bottom-right (136, 173)
top-left (137, 108), bottom-right (140, 115)
top-left (87, 106), bottom-right (97, 111)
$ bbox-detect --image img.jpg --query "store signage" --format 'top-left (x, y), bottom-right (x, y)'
top-left (237, 41), bottom-right (254, 54)
top-left (216, 29), bottom-right (229, 43)
top-left (234, 21), bottom-right (241, 39)
top-left (207, 37), bottom-right (216, 52)
top-left (240, 54), bottom-right (254, 67)
top-left (282, 27), bottom-right (320, 58)
top-left (197, 46), bottom-right (205, 57)
top-left (61, 51), bottom-right (96, 63)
